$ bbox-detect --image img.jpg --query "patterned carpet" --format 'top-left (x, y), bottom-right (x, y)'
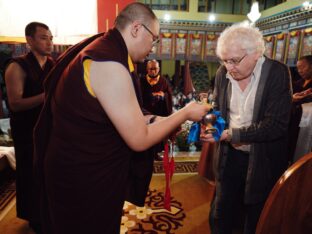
top-left (122, 189), bottom-right (186, 234)
top-left (0, 159), bottom-right (212, 234)
top-left (0, 160), bottom-right (198, 215)
top-left (123, 160), bottom-right (199, 233)
top-left (153, 160), bottom-right (198, 174)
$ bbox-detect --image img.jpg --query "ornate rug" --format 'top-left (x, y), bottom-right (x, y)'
top-left (121, 189), bottom-right (186, 234)
top-left (153, 161), bottom-right (198, 174)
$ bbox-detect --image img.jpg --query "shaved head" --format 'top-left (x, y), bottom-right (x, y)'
top-left (115, 2), bottom-right (158, 31)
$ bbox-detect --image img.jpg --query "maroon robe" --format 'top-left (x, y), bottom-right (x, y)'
top-left (5, 52), bottom-right (54, 225)
top-left (34, 29), bottom-right (153, 234)
top-left (140, 75), bottom-right (173, 116)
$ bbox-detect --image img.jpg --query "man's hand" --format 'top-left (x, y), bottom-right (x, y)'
top-left (200, 128), bottom-right (229, 143)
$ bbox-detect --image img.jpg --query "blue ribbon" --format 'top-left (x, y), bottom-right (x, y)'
top-left (187, 110), bottom-right (226, 143)
top-left (187, 122), bottom-right (200, 144)
top-left (212, 111), bottom-right (226, 141)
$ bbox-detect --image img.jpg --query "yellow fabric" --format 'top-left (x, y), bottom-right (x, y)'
top-left (128, 55), bottom-right (134, 72)
top-left (83, 55), bottom-right (134, 97)
top-left (146, 74), bottom-right (160, 86)
top-left (83, 59), bottom-right (96, 97)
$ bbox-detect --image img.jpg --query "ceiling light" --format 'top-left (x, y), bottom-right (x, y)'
top-left (209, 15), bottom-right (216, 22)
top-left (164, 13), bottom-right (171, 22)
top-left (247, 1), bottom-right (261, 23)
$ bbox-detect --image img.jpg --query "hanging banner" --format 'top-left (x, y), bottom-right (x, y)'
top-left (273, 33), bottom-right (287, 63)
top-left (175, 31), bottom-right (187, 60)
top-left (300, 28), bottom-right (312, 57)
top-left (160, 31), bottom-right (173, 60)
top-left (205, 33), bottom-right (219, 62)
top-left (188, 32), bottom-right (204, 61)
top-left (286, 30), bottom-right (301, 66)
top-left (264, 35), bottom-right (275, 59)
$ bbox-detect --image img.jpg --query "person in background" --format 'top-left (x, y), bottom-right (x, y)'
top-left (200, 22), bottom-right (292, 234)
top-left (140, 60), bottom-right (173, 160)
top-left (4, 21), bottom-right (54, 233)
top-left (33, 3), bottom-right (210, 234)
top-left (292, 55), bottom-right (312, 104)
top-left (288, 55), bottom-right (312, 163)
top-left (141, 60), bottom-right (173, 117)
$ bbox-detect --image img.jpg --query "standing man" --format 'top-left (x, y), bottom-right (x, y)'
top-left (5, 22), bottom-right (54, 233)
top-left (141, 59), bottom-right (173, 117)
top-left (140, 60), bottom-right (173, 160)
top-left (201, 23), bottom-right (292, 234)
top-left (33, 3), bottom-right (210, 234)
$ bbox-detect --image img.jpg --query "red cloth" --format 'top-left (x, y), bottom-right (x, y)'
top-left (163, 142), bottom-right (175, 211)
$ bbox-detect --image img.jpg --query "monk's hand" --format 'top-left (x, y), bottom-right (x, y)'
top-left (184, 101), bottom-right (212, 122)
top-left (152, 91), bottom-right (164, 97)
top-left (293, 92), bottom-right (306, 102)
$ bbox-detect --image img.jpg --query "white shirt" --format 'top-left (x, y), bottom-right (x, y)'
top-left (226, 56), bottom-right (265, 152)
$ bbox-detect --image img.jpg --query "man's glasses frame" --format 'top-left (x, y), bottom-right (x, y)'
top-left (141, 24), bottom-right (160, 46)
top-left (219, 54), bottom-right (247, 66)
top-left (148, 67), bottom-right (160, 71)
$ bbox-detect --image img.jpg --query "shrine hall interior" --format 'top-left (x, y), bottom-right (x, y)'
top-left (0, 1), bottom-right (311, 234)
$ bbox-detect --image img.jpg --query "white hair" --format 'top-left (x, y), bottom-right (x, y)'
top-left (216, 21), bottom-right (265, 57)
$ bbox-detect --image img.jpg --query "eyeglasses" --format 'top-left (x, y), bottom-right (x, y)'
top-left (141, 24), bottom-right (160, 46)
top-left (148, 67), bottom-right (159, 71)
top-left (219, 54), bottom-right (247, 66)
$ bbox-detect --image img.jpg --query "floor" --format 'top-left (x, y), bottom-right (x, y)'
top-left (0, 152), bottom-right (216, 234)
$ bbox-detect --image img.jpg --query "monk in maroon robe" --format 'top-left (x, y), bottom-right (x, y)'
top-left (141, 59), bottom-right (173, 117)
top-left (140, 60), bottom-right (173, 159)
top-left (5, 22), bottom-right (54, 233)
top-left (33, 3), bottom-right (209, 234)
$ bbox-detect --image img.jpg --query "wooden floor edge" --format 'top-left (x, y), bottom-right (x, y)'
top-left (0, 197), bottom-right (16, 222)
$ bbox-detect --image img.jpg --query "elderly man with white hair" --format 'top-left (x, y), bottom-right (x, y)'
top-left (201, 22), bottom-right (292, 234)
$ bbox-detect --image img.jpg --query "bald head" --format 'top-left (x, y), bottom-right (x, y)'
top-left (115, 2), bottom-right (158, 31)
top-left (147, 59), bottom-right (159, 67)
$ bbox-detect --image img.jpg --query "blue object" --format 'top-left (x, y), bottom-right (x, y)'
top-left (212, 111), bottom-right (226, 141)
top-left (187, 110), bottom-right (226, 143)
top-left (187, 122), bottom-right (200, 144)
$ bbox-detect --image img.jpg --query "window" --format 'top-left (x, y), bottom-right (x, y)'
top-left (139, 0), bottom-right (189, 11)
top-left (198, 0), bottom-right (286, 14)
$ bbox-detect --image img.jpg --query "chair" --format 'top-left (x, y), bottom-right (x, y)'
top-left (256, 152), bottom-right (312, 234)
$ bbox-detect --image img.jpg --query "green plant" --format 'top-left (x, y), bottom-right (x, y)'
top-left (176, 130), bottom-right (191, 152)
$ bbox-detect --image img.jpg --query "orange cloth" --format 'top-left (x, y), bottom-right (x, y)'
top-left (146, 74), bottom-right (160, 86)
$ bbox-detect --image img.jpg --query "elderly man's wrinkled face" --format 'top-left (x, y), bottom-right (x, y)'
top-left (219, 46), bottom-right (259, 81)
top-left (297, 59), bottom-right (312, 80)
